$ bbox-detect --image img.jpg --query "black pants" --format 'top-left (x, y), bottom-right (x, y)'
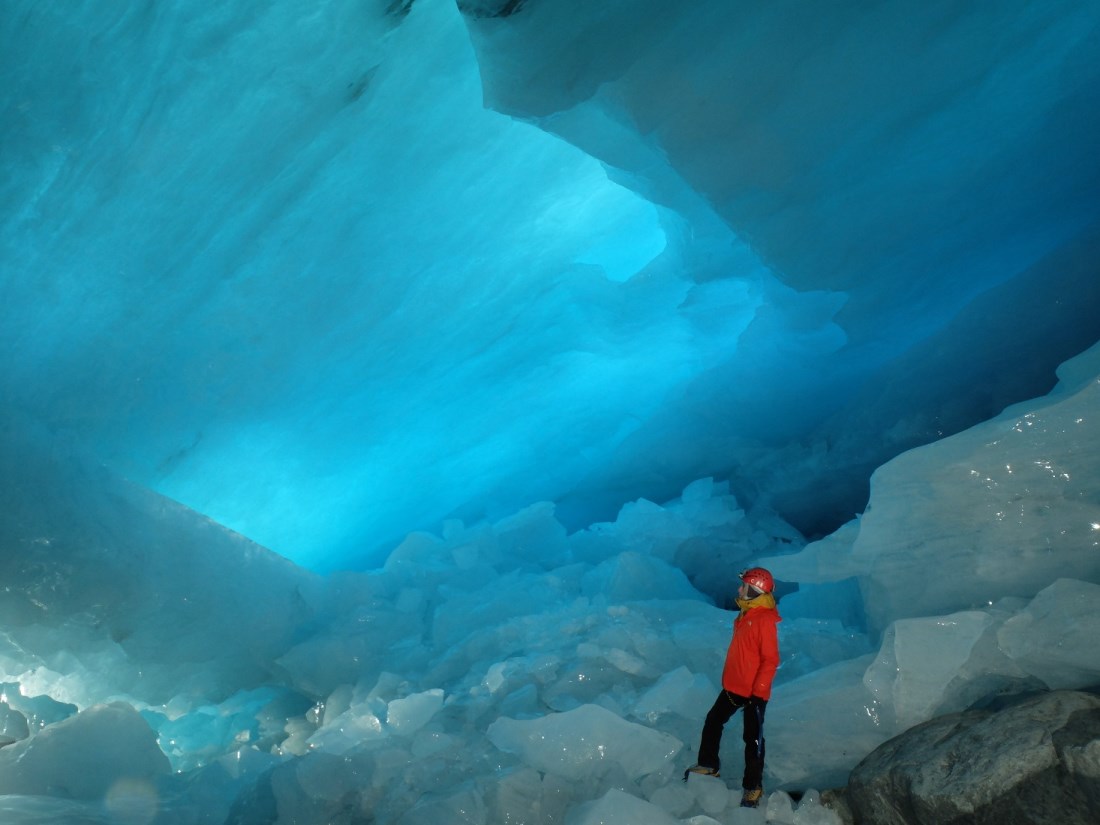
top-left (696, 690), bottom-right (767, 790)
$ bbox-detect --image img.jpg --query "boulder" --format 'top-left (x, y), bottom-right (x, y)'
top-left (847, 690), bottom-right (1100, 825)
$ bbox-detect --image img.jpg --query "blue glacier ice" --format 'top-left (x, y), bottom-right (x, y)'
top-left (1, 0), bottom-right (1099, 822)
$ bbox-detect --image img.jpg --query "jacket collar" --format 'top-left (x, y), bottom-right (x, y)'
top-left (735, 592), bottom-right (776, 612)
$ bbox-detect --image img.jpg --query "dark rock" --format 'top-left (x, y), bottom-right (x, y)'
top-left (821, 787), bottom-right (855, 825)
top-left (847, 690), bottom-right (1100, 825)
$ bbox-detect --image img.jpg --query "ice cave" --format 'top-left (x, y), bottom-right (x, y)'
top-left (2, 1), bottom-right (1099, 823)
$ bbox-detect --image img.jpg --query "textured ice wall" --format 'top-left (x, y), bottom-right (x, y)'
top-left (768, 341), bottom-right (1100, 633)
top-left (0, 414), bottom-right (312, 708)
top-left (760, 343), bottom-right (1100, 785)
top-left (4, 0), bottom-right (1099, 569)
top-left (464, 0), bottom-right (1100, 532)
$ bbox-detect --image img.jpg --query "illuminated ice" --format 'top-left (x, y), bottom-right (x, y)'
top-left (998, 578), bottom-right (1100, 690)
top-left (386, 689), bottom-right (444, 735)
top-left (633, 666), bottom-right (717, 723)
top-left (765, 657), bottom-right (891, 790)
top-left (856, 344), bottom-right (1100, 632)
top-left (487, 704), bottom-right (682, 781)
top-left (647, 782), bottom-right (694, 817)
top-left (766, 342), bottom-right (1100, 634)
top-left (683, 769), bottom-right (730, 815)
top-left (0, 703), bottom-right (169, 799)
top-left (864, 611), bottom-right (994, 730)
top-left (566, 788), bottom-right (679, 825)
top-left (581, 552), bottom-right (703, 602)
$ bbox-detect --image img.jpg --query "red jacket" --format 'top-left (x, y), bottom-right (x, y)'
top-left (721, 595), bottom-right (781, 700)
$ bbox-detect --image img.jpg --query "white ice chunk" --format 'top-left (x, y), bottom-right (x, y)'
top-left (683, 769), bottom-right (730, 815)
top-left (484, 662), bottom-right (509, 694)
top-left (565, 788), bottom-right (679, 825)
top-left (0, 702), bottom-right (169, 799)
top-left (761, 518), bottom-right (862, 583)
top-left (764, 789), bottom-right (844, 825)
top-left (581, 552), bottom-right (703, 602)
top-left (386, 689), bottom-right (444, 735)
top-left (648, 782), bottom-right (694, 816)
top-left (488, 767), bottom-right (577, 824)
top-left (765, 656), bottom-right (891, 790)
top-left (600, 499), bottom-right (691, 563)
top-left (580, 643), bottom-right (650, 676)
top-left (306, 706), bottom-right (386, 754)
top-left (864, 611), bottom-right (993, 730)
top-left (488, 704), bottom-right (682, 780)
top-left (492, 501), bottom-right (571, 569)
top-left (998, 578), bottom-right (1100, 689)
top-left (490, 767), bottom-right (548, 824)
top-left (396, 786), bottom-right (486, 825)
top-left (633, 666), bottom-right (717, 723)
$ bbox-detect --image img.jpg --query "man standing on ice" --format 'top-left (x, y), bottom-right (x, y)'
top-left (684, 566), bottom-right (781, 809)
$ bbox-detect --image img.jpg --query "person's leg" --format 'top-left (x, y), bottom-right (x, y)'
top-left (741, 696), bottom-right (768, 790)
top-left (697, 691), bottom-right (745, 771)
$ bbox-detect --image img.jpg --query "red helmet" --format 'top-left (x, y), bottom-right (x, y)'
top-left (740, 567), bottom-right (774, 594)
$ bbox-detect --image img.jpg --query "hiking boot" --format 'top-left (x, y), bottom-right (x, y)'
top-left (740, 788), bottom-right (764, 808)
top-left (682, 764), bottom-right (720, 782)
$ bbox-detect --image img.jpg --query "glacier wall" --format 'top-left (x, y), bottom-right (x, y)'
top-left (3, 0), bottom-right (1098, 569)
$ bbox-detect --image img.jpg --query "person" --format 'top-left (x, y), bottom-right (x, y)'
top-left (683, 566), bottom-right (781, 809)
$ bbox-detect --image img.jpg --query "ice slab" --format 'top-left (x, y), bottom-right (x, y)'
top-left (998, 578), bottom-right (1100, 690)
top-left (860, 345), bottom-right (1100, 632)
top-left (684, 770), bottom-right (731, 815)
top-left (633, 666), bottom-right (717, 723)
top-left (306, 706), bottom-right (386, 755)
top-left (765, 656), bottom-right (891, 790)
top-left (565, 788), bottom-right (679, 825)
top-left (864, 611), bottom-right (994, 730)
top-left (488, 703), bottom-right (682, 780)
top-left (0, 702), bottom-right (169, 799)
top-left (765, 343), bottom-right (1100, 634)
top-left (386, 689), bottom-right (444, 735)
top-left (581, 551), bottom-right (704, 602)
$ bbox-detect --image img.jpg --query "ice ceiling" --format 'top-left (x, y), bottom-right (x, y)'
top-left (3, 0), bottom-right (1100, 570)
